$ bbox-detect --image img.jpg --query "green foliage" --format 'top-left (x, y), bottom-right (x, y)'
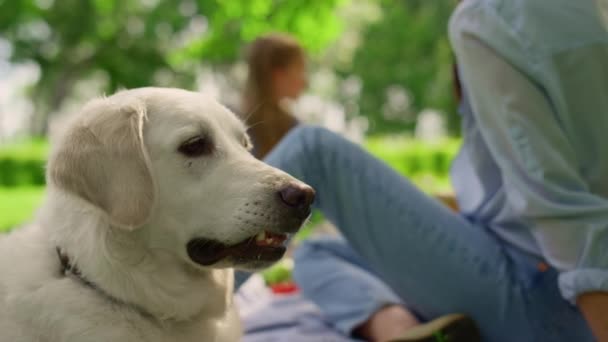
top-left (0, 136), bottom-right (460, 232)
top-left (366, 135), bottom-right (459, 193)
top-left (0, 0), bottom-right (346, 134)
top-left (342, 0), bottom-right (460, 135)
top-left (174, 0), bottom-right (345, 65)
top-left (0, 135), bottom-right (459, 188)
top-left (262, 259), bottom-right (293, 285)
top-left (0, 139), bottom-right (47, 187)
top-left (1, 0), bottom-right (462, 138)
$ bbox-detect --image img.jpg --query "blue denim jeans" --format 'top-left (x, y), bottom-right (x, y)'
top-left (262, 125), bottom-right (593, 342)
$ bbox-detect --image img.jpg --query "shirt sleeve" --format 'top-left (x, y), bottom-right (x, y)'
top-left (450, 20), bottom-right (608, 304)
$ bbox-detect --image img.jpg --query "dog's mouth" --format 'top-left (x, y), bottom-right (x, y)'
top-left (186, 231), bottom-right (289, 267)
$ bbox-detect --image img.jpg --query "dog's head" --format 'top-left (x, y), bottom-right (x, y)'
top-left (48, 87), bottom-right (314, 271)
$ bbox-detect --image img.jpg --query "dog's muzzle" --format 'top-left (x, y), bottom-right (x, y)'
top-left (187, 182), bottom-right (315, 267)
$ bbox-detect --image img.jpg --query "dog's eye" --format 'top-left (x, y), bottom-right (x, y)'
top-left (178, 136), bottom-right (214, 157)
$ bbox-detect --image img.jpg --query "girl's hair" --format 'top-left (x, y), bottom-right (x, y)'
top-left (242, 33), bottom-right (305, 158)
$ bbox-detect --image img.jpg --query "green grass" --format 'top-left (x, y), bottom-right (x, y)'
top-left (0, 186), bottom-right (45, 232)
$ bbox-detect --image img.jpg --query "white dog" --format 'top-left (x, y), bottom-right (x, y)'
top-left (0, 88), bottom-right (314, 342)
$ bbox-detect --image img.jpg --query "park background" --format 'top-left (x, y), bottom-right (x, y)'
top-left (3, 0), bottom-right (607, 286)
top-left (0, 0), bottom-right (469, 234)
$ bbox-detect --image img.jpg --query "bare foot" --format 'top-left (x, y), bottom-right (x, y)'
top-left (354, 304), bottom-right (420, 342)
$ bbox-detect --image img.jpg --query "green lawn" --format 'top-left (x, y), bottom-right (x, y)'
top-left (0, 186), bottom-right (45, 232)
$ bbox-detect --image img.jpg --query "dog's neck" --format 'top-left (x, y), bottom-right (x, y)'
top-left (40, 188), bottom-right (233, 323)
top-left (55, 246), bottom-right (161, 321)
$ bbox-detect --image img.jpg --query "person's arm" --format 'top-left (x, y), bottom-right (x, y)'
top-left (450, 23), bottom-right (608, 339)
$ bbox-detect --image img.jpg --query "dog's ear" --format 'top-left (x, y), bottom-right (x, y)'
top-left (48, 97), bottom-right (155, 230)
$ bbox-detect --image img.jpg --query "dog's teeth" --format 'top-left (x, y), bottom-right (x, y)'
top-left (256, 231), bottom-right (266, 241)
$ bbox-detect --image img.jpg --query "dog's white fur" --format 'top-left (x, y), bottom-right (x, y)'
top-left (0, 88), bottom-right (309, 342)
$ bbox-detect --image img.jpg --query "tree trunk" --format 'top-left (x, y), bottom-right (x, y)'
top-left (29, 72), bottom-right (73, 137)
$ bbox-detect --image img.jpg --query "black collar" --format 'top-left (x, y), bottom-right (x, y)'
top-left (56, 247), bottom-right (157, 321)
top-left (56, 247), bottom-right (97, 288)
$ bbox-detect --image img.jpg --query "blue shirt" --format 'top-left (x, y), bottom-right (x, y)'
top-left (449, 0), bottom-right (608, 303)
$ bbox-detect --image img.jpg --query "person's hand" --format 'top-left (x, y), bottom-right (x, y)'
top-left (578, 291), bottom-right (608, 341)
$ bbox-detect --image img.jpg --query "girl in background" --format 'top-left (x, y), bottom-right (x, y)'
top-left (242, 33), bottom-right (308, 159)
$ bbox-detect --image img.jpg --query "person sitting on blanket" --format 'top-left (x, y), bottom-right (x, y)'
top-left (258, 0), bottom-right (608, 341)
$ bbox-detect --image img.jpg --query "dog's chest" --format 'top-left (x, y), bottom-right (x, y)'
top-left (163, 304), bottom-right (241, 342)
top-left (7, 301), bottom-right (230, 342)
top-left (4, 281), bottom-right (237, 342)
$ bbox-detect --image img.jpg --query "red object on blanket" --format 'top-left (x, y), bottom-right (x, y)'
top-left (270, 282), bottom-right (299, 294)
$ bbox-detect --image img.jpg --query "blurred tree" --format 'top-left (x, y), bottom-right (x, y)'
top-left (0, 0), bottom-right (344, 135)
top-left (340, 0), bottom-right (459, 135)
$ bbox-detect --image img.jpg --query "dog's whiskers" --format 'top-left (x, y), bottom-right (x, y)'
top-left (243, 101), bottom-right (265, 124)
top-left (245, 119), bottom-right (266, 131)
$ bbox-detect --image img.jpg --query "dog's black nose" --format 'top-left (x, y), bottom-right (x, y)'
top-left (279, 183), bottom-right (315, 214)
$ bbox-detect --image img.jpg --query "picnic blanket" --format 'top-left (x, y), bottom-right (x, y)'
top-left (236, 275), bottom-right (356, 342)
